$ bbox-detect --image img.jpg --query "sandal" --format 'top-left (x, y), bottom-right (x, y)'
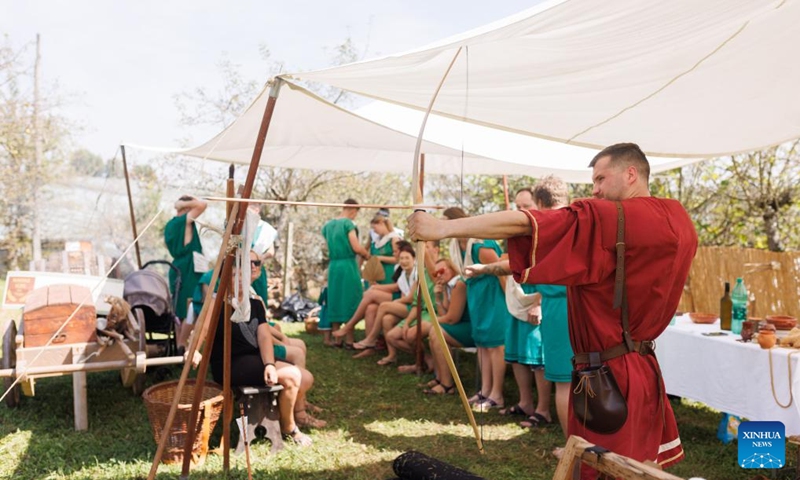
top-left (472, 398), bottom-right (504, 413)
top-left (282, 427), bottom-right (313, 447)
top-left (342, 343), bottom-right (355, 351)
top-left (353, 341), bottom-right (376, 351)
top-left (423, 383), bottom-right (455, 395)
top-left (294, 410), bottom-right (327, 429)
top-left (418, 378), bottom-right (440, 389)
top-left (377, 357), bottom-right (397, 366)
top-left (467, 392), bottom-right (486, 405)
top-left (520, 412), bottom-right (553, 429)
top-left (499, 404), bottom-right (532, 417)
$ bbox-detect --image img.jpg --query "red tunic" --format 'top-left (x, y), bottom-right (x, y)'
top-left (508, 197), bottom-right (696, 475)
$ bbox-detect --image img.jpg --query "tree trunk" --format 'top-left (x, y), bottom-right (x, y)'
top-left (763, 207), bottom-right (783, 252)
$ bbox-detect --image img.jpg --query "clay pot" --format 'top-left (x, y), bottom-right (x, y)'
top-left (757, 329), bottom-right (777, 349)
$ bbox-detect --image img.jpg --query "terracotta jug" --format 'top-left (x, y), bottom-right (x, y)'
top-left (757, 330), bottom-right (777, 349)
top-left (741, 320), bottom-right (759, 342)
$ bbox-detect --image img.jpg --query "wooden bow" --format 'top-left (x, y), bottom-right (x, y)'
top-left (411, 46), bottom-right (484, 454)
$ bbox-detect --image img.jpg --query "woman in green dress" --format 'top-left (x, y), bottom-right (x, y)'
top-left (321, 199), bottom-right (370, 347)
top-left (444, 207), bottom-right (510, 412)
top-left (332, 213), bottom-right (401, 342)
top-left (164, 195), bottom-right (207, 353)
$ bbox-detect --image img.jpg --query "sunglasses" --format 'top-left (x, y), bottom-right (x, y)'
top-left (250, 260), bottom-right (262, 268)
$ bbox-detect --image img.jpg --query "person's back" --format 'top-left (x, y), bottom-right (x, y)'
top-left (563, 197), bottom-right (696, 353)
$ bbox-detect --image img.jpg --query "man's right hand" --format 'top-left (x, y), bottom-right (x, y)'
top-left (407, 211), bottom-right (445, 241)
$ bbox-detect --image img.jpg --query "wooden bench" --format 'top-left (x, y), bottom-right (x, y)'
top-left (235, 385), bottom-right (284, 454)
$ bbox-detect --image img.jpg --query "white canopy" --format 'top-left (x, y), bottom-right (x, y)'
top-left (174, 80), bottom-right (538, 176)
top-left (285, 0), bottom-right (800, 157)
top-left (160, 80), bottom-right (697, 183)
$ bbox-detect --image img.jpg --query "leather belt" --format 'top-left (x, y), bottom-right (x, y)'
top-left (572, 340), bottom-right (656, 367)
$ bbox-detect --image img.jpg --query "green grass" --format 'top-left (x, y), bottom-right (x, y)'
top-left (0, 321), bottom-right (796, 479)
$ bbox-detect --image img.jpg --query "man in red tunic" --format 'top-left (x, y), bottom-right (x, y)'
top-left (408, 143), bottom-right (696, 478)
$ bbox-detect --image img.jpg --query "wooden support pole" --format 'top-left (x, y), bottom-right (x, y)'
top-left (121, 145), bottom-right (142, 269)
top-left (179, 79), bottom-right (283, 479)
top-left (147, 78), bottom-right (283, 480)
top-left (222, 166), bottom-right (235, 474)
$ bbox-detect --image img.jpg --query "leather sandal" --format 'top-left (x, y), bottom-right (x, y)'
top-left (423, 383), bottom-right (455, 395)
top-left (294, 410), bottom-right (327, 429)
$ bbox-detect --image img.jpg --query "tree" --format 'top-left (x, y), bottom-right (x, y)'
top-left (0, 37), bottom-right (70, 270)
top-left (69, 148), bottom-right (104, 176)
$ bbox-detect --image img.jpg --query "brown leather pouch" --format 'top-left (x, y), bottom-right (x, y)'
top-left (571, 354), bottom-right (628, 434)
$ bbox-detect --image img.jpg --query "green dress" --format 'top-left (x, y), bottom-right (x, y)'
top-left (504, 283), bottom-right (543, 366)
top-left (398, 270), bottom-right (436, 327)
top-left (164, 213), bottom-right (203, 319)
top-left (370, 237), bottom-right (395, 285)
top-left (464, 240), bottom-right (510, 348)
top-left (322, 217), bottom-right (363, 323)
top-left (440, 277), bottom-right (475, 348)
top-left (529, 284), bottom-right (572, 383)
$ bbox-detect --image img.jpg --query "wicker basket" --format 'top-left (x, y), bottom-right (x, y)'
top-left (143, 379), bottom-right (224, 465)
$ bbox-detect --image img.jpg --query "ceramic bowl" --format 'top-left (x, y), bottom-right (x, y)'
top-left (766, 315), bottom-right (797, 330)
top-left (688, 312), bottom-right (719, 324)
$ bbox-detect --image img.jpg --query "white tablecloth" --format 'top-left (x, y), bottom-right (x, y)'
top-left (657, 314), bottom-right (800, 435)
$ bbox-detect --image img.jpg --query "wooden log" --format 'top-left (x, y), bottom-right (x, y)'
top-left (552, 436), bottom-right (684, 480)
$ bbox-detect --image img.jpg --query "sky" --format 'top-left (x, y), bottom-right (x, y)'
top-left (2, 0), bottom-right (539, 160)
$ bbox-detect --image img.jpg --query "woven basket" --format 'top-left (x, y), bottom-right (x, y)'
top-left (143, 379), bottom-right (224, 465)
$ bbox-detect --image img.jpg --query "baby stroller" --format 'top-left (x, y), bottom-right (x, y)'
top-left (123, 260), bottom-right (181, 357)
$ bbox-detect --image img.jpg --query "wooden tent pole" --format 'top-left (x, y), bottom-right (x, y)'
top-left (415, 154), bottom-right (425, 374)
top-left (120, 145), bottom-right (142, 269)
top-left (222, 165), bottom-right (235, 473)
top-left (179, 78), bottom-right (283, 479)
top-left (145, 78), bottom-right (283, 480)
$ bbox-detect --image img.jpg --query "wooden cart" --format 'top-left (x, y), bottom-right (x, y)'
top-left (1, 283), bottom-right (184, 431)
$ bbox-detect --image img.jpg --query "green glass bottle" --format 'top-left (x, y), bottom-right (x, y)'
top-left (720, 282), bottom-right (732, 331)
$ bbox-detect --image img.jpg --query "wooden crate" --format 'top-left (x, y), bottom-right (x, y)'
top-left (23, 284), bottom-right (97, 347)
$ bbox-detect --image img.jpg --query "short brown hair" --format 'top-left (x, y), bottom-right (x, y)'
top-left (442, 207), bottom-right (468, 220)
top-left (589, 143), bottom-right (650, 182)
top-left (532, 175), bottom-right (569, 208)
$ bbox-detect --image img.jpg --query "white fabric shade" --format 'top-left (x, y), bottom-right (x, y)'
top-left (286, 0), bottom-right (800, 157)
top-left (172, 80), bottom-right (552, 177)
top-left (145, 80), bottom-right (698, 183)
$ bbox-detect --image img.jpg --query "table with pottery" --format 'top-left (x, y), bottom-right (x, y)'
top-left (657, 313), bottom-right (800, 435)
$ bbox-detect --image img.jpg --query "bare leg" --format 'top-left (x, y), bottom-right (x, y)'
top-left (333, 289), bottom-right (392, 338)
top-left (533, 368), bottom-right (553, 422)
top-left (486, 346), bottom-right (506, 405)
top-left (508, 363), bottom-right (534, 414)
top-left (380, 325), bottom-right (404, 364)
top-left (357, 302), bottom-right (407, 348)
top-left (554, 381), bottom-right (570, 438)
top-left (363, 304), bottom-right (378, 340)
top-left (399, 323), bottom-right (433, 373)
top-left (282, 344), bottom-right (306, 369)
top-left (426, 329), bottom-right (462, 393)
top-left (293, 368), bottom-right (327, 429)
top-left (478, 348), bottom-right (492, 401)
top-left (275, 362), bottom-right (302, 434)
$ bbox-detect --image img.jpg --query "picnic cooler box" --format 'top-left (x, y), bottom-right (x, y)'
top-left (22, 284), bottom-right (97, 347)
